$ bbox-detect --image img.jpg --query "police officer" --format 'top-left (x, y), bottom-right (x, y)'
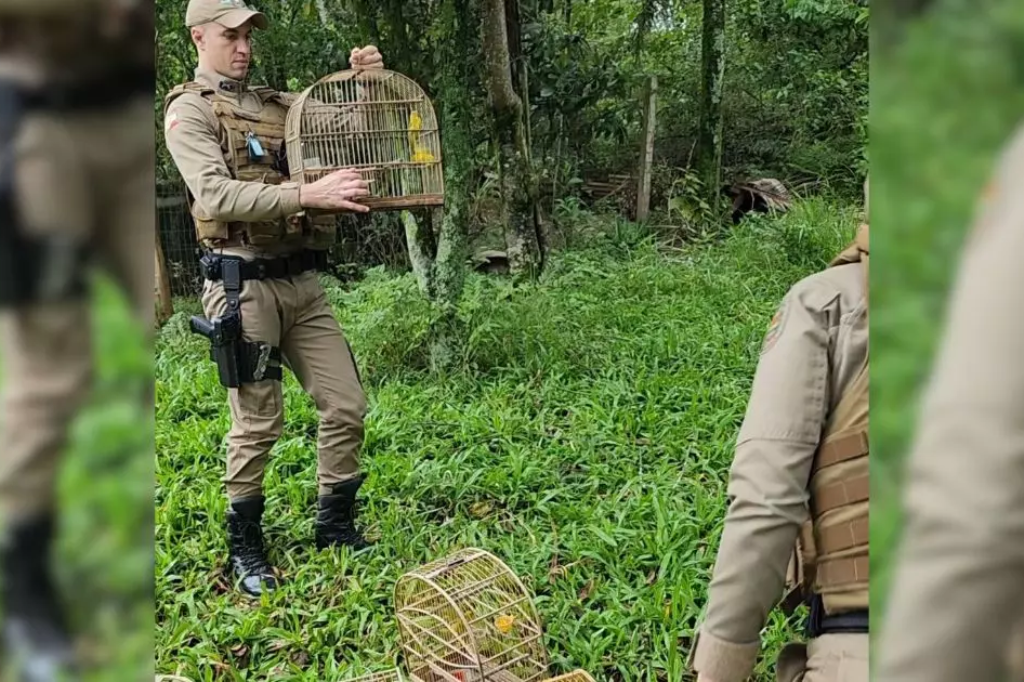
top-left (163, 0), bottom-right (384, 598)
top-left (0, 0), bottom-right (153, 679)
top-left (871, 126), bottom-right (1024, 681)
top-left (687, 181), bottom-right (870, 682)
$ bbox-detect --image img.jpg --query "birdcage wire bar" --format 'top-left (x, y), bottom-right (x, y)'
top-left (285, 69), bottom-right (444, 211)
top-left (347, 670), bottom-right (409, 682)
top-left (395, 548), bottom-right (549, 682)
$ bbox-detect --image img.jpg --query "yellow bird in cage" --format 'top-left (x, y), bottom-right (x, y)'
top-left (408, 110), bottom-right (436, 164)
top-left (495, 614), bottom-right (516, 634)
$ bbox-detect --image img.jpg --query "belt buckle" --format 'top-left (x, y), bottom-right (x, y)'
top-left (221, 259), bottom-right (242, 297)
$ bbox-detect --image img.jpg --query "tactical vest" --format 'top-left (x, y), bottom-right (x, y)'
top-left (163, 81), bottom-right (336, 251)
top-left (783, 223), bottom-right (869, 617)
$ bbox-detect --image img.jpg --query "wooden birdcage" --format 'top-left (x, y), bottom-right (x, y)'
top-left (543, 672), bottom-right (594, 682)
top-left (394, 548), bottom-right (549, 682)
top-left (284, 68), bottom-right (444, 211)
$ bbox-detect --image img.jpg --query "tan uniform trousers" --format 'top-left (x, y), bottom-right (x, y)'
top-left (200, 268), bottom-right (366, 500)
top-left (0, 94), bottom-right (154, 524)
top-left (776, 634), bottom-right (868, 682)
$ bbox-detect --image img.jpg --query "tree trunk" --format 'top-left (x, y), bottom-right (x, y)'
top-left (432, 64), bottom-right (472, 314)
top-left (506, 0), bottom-right (545, 272)
top-left (416, 0), bottom-right (475, 370)
top-left (384, 0), bottom-right (415, 78)
top-left (353, 0), bottom-right (381, 47)
top-left (696, 0), bottom-right (725, 217)
top-left (636, 75), bottom-right (657, 222)
top-left (481, 0), bottom-right (541, 280)
top-left (403, 210), bottom-right (437, 299)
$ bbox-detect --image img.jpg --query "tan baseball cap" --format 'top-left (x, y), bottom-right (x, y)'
top-left (186, 0), bottom-right (268, 29)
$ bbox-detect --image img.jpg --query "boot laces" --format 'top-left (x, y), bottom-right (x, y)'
top-left (232, 520), bottom-right (271, 575)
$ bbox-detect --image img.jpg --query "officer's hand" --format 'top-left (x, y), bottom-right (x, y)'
top-left (299, 168), bottom-right (372, 213)
top-left (350, 45), bottom-right (384, 70)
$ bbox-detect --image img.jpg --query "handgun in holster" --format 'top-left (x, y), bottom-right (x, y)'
top-left (188, 258), bottom-right (279, 388)
top-left (189, 312), bottom-right (245, 388)
top-left (189, 311), bottom-right (277, 389)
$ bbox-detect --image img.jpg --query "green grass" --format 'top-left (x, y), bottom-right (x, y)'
top-left (155, 199), bottom-right (856, 681)
top-left (0, 276), bottom-right (154, 681)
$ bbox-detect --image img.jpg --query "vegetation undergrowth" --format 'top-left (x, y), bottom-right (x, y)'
top-left (0, 275), bottom-right (154, 681)
top-left (155, 198), bottom-right (856, 681)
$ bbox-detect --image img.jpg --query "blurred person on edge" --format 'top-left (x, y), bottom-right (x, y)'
top-left (687, 178), bottom-right (870, 682)
top-left (873, 125), bottom-right (1024, 682)
top-left (0, 0), bottom-right (154, 680)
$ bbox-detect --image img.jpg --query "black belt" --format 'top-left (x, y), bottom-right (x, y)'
top-left (806, 595), bottom-right (868, 637)
top-left (20, 68), bottom-right (151, 112)
top-left (200, 250), bottom-right (328, 282)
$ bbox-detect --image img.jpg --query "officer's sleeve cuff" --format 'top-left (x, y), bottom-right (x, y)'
top-left (689, 628), bottom-right (760, 682)
top-left (279, 182), bottom-right (303, 216)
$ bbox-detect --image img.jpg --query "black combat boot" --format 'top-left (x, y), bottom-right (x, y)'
top-left (0, 514), bottom-right (79, 682)
top-left (314, 475), bottom-right (372, 551)
top-left (226, 497), bottom-right (277, 597)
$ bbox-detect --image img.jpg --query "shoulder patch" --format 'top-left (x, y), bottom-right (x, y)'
top-left (761, 301), bottom-right (788, 355)
top-left (164, 110), bottom-right (179, 133)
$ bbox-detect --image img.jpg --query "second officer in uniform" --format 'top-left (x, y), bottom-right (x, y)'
top-left (688, 181), bottom-right (870, 682)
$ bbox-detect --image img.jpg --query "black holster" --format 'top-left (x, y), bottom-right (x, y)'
top-left (189, 257), bottom-right (281, 388)
top-left (0, 80), bottom-right (89, 309)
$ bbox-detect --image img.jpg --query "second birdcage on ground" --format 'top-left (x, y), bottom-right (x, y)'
top-left (394, 548), bottom-right (549, 682)
top-left (284, 68), bottom-right (444, 211)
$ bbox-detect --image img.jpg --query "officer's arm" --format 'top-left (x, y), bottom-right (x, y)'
top-left (873, 128), bottom-right (1024, 682)
top-left (690, 280), bottom-right (832, 682)
top-left (163, 95), bottom-right (303, 222)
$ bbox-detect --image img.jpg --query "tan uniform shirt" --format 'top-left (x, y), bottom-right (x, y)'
top-left (162, 67), bottom-right (304, 259)
top-left (689, 258), bottom-right (868, 682)
top-left (872, 125), bottom-right (1024, 681)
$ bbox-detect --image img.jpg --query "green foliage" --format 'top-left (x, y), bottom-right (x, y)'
top-left (0, 277), bottom-right (153, 680)
top-left (155, 0), bottom-right (867, 206)
top-left (782, 0), bottom-right (868, 23)
top-left (155, 202), bottom-right (855, 680)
